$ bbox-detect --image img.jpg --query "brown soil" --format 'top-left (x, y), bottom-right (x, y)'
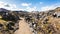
top-left (14, 18), bottom-right (32, 34)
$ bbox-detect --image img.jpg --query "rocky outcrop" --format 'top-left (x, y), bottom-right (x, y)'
top-left (0, 7), bottom-right (60, 34)
top-left (36, 7), bottom-right (60, 34)
top-left (24, 7), bottom-right (60, 34)
top-left (0, 10), bottom-right (20, 34)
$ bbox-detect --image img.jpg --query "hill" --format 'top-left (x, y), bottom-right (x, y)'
top-left (0, 7), bottom-right (60, 34)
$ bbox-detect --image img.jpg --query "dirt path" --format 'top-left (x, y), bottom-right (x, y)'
top-left (14, 18), bottom-right (32, 34)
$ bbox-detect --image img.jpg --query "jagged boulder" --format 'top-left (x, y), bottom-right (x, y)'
top-left (0, 11), bottom-right (20, 34)
top-left (2, 13), bottom-right (20, 21)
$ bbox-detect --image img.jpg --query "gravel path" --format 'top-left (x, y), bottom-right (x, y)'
top-left (14, 18), bottom-right (32, 34)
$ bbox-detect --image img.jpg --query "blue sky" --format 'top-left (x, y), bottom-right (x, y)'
top-left (0, 0), bottom-right (60, 12)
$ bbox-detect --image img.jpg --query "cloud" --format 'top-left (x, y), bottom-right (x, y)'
top-left (0, 1), bottom-right (37, 12)
top-left (0, 1), bottom-right (20, 11)
top-left (40, 3), bottom-right (60, 11)
top-left (25, 6), bottom-right (37, 12)
top-left (40, 2), bottom-right (43, 4)
top-left (21, 3), bottom-right (37, 12)
top-left (40, 6), bottom-right (55, 11)
top-left (21, 3), bottom-right (31, 6)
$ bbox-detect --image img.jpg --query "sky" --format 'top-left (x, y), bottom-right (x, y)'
top-left (0, 0), bottom-right (60, 12)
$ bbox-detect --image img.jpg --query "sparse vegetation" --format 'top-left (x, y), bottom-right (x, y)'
top-left (0, 7), bottom-right (60, 34)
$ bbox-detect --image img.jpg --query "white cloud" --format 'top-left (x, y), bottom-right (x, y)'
top-left (25, 6), bottom-right (37, 12)
top-left (0, 1), bottom-right (37, 12)
top-left (21, 3), bottom-right (31, 6)
top-left (41, 6), bottom-right (55, 11)
top-left (0, 1), bottom-right (21, 11)
top-left (21, 3), bottom-right (37, 12)
top-left (40, 3), bottom-right (60, 11)
top-left (40, 2), bottom-right (43, 4)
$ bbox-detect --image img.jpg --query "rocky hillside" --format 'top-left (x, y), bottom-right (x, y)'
top-left (36, 7), bottom-right (60, 34)
top-left (0, 8), bottom-right (20, 34)
top-left (0, 7), bottom-right (60, 34)
top-left (22, 7), bottom-right (60, 34)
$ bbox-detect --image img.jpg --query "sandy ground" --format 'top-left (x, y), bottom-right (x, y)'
top-left (14, 18), bottom-right (32, 34)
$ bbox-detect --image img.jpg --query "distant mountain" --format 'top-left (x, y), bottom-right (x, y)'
top-left (0, 8), bottom-right (9, 12)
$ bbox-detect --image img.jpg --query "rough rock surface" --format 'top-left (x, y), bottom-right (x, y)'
top-left (0, 12), bottom-right (20, 34)
top-left (0, 7), bottom-right (60, 34)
